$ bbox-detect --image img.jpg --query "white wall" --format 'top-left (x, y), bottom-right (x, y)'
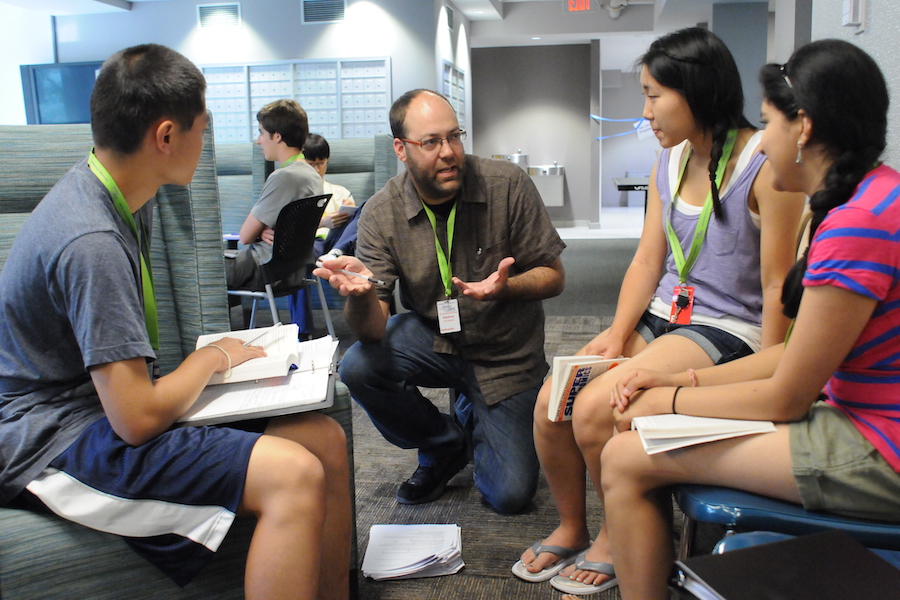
top-left (52, 0), bottom-right (439, 102)
top-left (600, 70), bottom-right (659, 209)
top-left (0, 6), bottom-right (54, 124)
top-left (811, 1), bottom-right (900, 166)
top-left (438, 1), bottom-right (473, 141)
top-left (471, 44), bottom-right (593, 223)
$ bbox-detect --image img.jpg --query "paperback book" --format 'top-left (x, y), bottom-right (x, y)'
top-left (196, 323), bottom-right (299, 386)
top-left (179, 335), bottom-right (338, 426)
top-left (631, 414), bottom-right (776, 454)
top-left (547, 355), bottom-right (629, 422)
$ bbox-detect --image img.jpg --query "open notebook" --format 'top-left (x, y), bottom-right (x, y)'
top-left (179, 335), bottom-right (339, 426)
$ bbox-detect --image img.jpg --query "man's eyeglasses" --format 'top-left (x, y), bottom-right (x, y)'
top-left (398, 130), bottom-right (467, 152)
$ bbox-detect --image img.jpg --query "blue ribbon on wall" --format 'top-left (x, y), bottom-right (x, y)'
top-left (590, 114), bottom-right (648, 141)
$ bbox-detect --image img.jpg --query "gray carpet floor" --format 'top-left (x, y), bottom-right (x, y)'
top-left (239, 240), bottom-right (716, 599)
top-left (351, 315), bottom-right (618, 600)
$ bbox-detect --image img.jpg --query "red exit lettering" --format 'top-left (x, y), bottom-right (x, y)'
top-left (568, 0), bottom-right (590, 11)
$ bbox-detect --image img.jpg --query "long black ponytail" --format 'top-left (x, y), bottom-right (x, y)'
top-left (760, 40), bottom-right (889, 318)
top-left (641, 27), bottom-right (752, 221)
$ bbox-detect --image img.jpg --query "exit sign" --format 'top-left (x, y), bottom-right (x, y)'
top-left (567, 0), bottom-right (591, 11)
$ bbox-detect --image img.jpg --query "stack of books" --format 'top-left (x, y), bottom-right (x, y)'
top-left (361, 524), bottom-right (464, 580)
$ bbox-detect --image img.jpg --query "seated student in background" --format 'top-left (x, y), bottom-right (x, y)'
top-left (0, 44), bottom-right (351, 600)
top-left (596, 39), bottom-right (900, 600)
top-left (306, 133), bottom-right (358, 255)
top-left (289, 133), bottom-right (357, 334)
top-left (514, 27), bottom-right (806, 594)
top-left (225, 99), bottom-right (323, 292)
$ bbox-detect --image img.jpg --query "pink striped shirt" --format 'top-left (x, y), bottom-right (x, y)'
top-left (804, 164), bottom-right (900, 471)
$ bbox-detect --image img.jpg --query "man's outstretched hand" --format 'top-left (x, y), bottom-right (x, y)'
top-left (452, 257), bottom-right (515, 301)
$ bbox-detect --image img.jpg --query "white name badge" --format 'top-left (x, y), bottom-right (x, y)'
top-left (437, 299), bottom-right (462, 334)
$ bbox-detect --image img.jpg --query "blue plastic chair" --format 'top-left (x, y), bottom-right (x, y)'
top-left (675, 484), bottom-right (900, 560)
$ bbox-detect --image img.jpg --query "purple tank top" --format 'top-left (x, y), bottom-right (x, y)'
top-left (654, 140), bottom-right (766, 326)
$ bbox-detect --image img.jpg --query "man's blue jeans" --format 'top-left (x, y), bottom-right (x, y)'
top-left (339, 312), bottom-right (539, 514)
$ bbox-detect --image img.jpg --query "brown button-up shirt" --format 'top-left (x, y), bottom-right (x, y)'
top-left (356, 155), bottom-right (565, 405)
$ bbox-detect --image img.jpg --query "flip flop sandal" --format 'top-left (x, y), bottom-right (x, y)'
top-left (511, 540), bottom-right (590, 583)
top-left (549, 551), bottom-right (618, 595)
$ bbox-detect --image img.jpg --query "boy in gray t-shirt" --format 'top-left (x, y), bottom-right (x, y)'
top-left (0, 45), bottom-right (349, 597)
top-left (224, 99), bottom-right (323, 290)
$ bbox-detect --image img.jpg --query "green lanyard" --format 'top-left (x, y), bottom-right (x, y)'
top-left (281, 152), bottom-right (304, 167)
top-left (88, 150), bottom-right (159, 351)
top-left (422, 201), bottom-right (457, 298)
top-left (665, 130), bottom-right (737, 285)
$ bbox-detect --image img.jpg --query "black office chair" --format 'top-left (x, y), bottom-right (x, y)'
top-left (227, 194), bottom-right (335, 335)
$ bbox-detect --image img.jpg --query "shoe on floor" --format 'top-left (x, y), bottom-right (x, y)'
top-left (396, 449), bottom-right (469, 505)
top-left (549, 551), bottom-right (617, 595)
top-left (511, 540), bottom-right (591, 582)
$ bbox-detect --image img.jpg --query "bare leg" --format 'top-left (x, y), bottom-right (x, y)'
top-left (601, 426), bottom-right (799, 600)
top-left (240, 434), bottom-right (326, 600)
top-left (563, 334), bottom-right (715, 586)
top-left (520, 328), bottom-right (647, 573)
top-left (266, 413), bottom-right (352, 600)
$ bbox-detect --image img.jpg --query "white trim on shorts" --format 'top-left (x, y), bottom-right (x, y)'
top-left (26, 467), bottom-right (235, 552)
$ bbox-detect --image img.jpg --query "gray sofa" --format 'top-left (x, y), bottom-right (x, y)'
top-left (0, 121), bottom-right (358, 599)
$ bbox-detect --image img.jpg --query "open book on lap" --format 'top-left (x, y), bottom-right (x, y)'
top-left (547, 356), bottom-right (629, 422)
top-left (179, 335), bottom-right (339, 426)
top-left (631, 414), bottom-right (776, 454)
top-left (197, 323), bottom-right (299, 386)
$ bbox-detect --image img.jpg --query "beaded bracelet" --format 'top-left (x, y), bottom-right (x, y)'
top-left (672, 386), bottom-right (683, 415)
top-left (206, 343), bottom-right (232, 378)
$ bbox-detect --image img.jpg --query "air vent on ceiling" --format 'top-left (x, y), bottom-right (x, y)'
top-left (197, 3), bottom-right (241, 28)
top-left (303, 0), bottom-right (345, 24)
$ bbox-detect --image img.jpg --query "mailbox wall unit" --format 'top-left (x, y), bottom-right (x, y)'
top-left (202, 57), bottom-right (391, 144)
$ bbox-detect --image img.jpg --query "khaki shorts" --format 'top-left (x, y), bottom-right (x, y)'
top-left (791, 401), bottom-right (900, 522)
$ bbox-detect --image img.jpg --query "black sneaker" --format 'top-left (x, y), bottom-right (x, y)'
top-left (396, 450), bottom-right (469, 505)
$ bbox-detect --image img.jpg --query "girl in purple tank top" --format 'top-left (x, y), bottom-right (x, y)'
top-left (602, 39), bottom-right (900, 600)
top-left (513, 28), bottom-right (806, 594)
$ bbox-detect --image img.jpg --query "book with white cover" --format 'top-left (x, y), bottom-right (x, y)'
top-left (178, 336), bottom-right (338, 426)
top-left (631, 414), bottom-right (776, 454)
top-left (196, 323), bottom-right (299, 386)
top-left (547, 356), bottom-right (629, 422)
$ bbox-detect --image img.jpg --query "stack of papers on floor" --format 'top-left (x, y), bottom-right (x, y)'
top-left (361, 524), bottom-right (464, 580)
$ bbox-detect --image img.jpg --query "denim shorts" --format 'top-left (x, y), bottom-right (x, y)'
top-left (635, 311), bottom-right (753, 365)
top-left (791, 402), bottom-right (900, 522)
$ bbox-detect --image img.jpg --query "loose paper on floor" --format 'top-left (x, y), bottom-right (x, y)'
top-left (362, 524), bottom-right (464, 580)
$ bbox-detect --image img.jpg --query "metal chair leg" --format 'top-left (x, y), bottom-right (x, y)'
top-left (264, 283), bottom-right (280, 325)
top-left (316, 277), bottom-right (336, 338)
top-left (679, 513), bottom-right (696, 560)
top-left (248, 298), bottom-right (259, 328)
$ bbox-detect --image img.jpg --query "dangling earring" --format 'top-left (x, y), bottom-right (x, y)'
top-left (795, 142), bottom-right (804, 164)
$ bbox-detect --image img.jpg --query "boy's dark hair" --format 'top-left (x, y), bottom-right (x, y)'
top-left (760, 39), bottom-right (889, 319)
top-left (303, 133), bottom-right (330, 162)
top-left (257, 100), bottom-right (309, 150)
top-left (639, 27), bottom-right (752, 221)
top-left (91, 44), bottom-right (206, 156)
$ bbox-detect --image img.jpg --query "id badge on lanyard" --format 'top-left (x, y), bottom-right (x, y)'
top-left (665, 130), bottom-right (737, 326)
top-left (437, 298), bottom-right (462, 334)
top-left (423, 201), bottom-right (462, 334)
